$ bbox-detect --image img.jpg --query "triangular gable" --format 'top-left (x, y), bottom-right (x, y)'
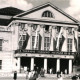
top-left (14, 2), bottom-right (78, 23)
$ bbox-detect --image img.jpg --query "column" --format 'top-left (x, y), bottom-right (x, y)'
top-left (17, 57), bottom-right (21, 73)
top-left (56, 58), bottom-right (60, 72)
top-left (44, 58), bottom-right (47, 73)
top-left (30, 57), bottom-right (34, 71)
top-left (69, 59), bottom-right (72, 74)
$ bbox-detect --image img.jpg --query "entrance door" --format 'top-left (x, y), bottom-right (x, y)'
top-left (34, 57), bottom-right (44, 72)
top-left (60, 59), bottom-right (69, 74)
top-left (47, 58), bottom-right (57, 74)
top-left (21, 57), bottom-right (31, 72)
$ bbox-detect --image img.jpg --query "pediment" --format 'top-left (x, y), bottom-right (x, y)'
top-left (15, 2), bottom-right (78, 23)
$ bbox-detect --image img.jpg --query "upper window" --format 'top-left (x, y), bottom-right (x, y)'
top-left (67, 38), bottom-right (72, 52)
top-left (44, 37), bottom-right (50, 51)
top-left (68, 27), bottom-right (73, 35)
top-left (42, 11), bottom-right (53, 18)
top-left (56, 26), bottom-right (61, 34)
top-left (45, 25), bottom-right (49, 32)
top-left (32, 24), bottom-right (37, 31)
top-left (19, 35), bottom-right (27, 49)
top-left (19, 23), bottom-right (25, 31)
top-left (0, 60), bottom-right (2, 69)
top-left (0, 39), bottom-right (2, 51)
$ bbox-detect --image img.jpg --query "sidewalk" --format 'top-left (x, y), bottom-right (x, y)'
top-left (0, 73), bottom-right (76, 80)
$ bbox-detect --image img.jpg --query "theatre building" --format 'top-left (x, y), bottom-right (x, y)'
top-left (0, 2), bottom-right (79, 74)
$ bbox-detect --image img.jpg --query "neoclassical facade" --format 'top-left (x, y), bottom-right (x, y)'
top-left (0, 2), bottom-right (79, 74)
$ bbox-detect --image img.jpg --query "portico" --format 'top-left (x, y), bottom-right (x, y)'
top-left (15, 50), bottom-right (74, 74)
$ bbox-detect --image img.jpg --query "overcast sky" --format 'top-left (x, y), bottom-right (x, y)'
top-left (0, 0), bottom-right (80, 21)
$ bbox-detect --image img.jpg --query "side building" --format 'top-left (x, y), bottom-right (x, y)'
top-left (0, 2), bottom-right (79, 74)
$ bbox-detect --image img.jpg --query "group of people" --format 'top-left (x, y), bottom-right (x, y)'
top-left (26, 67), bottom-right (45, 80)
top-left (13, 67), bottom-right (45, 80)
top-left (13, 68), bottom-right (64, 80)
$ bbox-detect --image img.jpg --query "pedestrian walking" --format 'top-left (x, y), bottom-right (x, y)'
top-left (57, 70), bottom-right (60, 78)
top-left (25, 70), bottom-right (29, 79)
top-left (13, 71), bottom-right (17, 80)
top-left (28, 70), bottom-right (37, 80)
top-left (40, 68), bottom-right (45, 77)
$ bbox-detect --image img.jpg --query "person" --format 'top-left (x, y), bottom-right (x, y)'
top-left (50, 68), bottom-right (53, 74)
top-left (58, 74), bottom-right (63, 80)
top-left (57, 70), bottom-right (60, 78)
top-left (28, 70), bottom-right (37, 80)
top-left (36, 67), bottom-right (40, 75)
top-left (40, 68), bottom-right (45, 77)
top-left (25, 70), bottom-right (29, 79)
top-left (65, 69), bottom-right (67, 74)
top-left (13, 71), bottom-right (17, 80)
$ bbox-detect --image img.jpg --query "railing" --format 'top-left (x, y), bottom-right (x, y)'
top-left (15, 49), bottom-right (80, 55)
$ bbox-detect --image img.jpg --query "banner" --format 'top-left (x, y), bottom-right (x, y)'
top-left (34, 31), bottom-right (38, 49)
top-left (59, 35), bottom-right (65, 51)
top-left (56, 27), bottom-right (63, 50)
top-left (73, 31), bottom-right (77, 51)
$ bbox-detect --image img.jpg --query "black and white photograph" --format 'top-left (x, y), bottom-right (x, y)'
top-left (0, 0), bottom-right (80, 80)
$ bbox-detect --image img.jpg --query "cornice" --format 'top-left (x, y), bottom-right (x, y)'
top-left (13, 17), bottom-right (79, 26)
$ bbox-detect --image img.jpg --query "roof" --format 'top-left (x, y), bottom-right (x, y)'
top-left (0, 7), bottom-right (24, 26)
top-left (0, 19), bottom-right (12, 26)
top-left (0, 7), bottom-right (24, 16)
top-left (15, 2), bottom-right (79, 23)
top-left (0, 2), bottom-right (79, 26)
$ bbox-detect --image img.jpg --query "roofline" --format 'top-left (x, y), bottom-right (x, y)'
top-left (14, 2), bottom-right (79, 23)
top-left (13, 17), bottom-right (79, 26)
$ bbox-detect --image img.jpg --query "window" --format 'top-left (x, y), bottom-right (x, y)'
top-left (19, 35), bottom-right (26, 49)
top-left (68, 27), bottom-right (72, 35)
top-left (67, 38), bottom-right (72, 52)
top-left (42, 11), bottom-right (53, 18)
top-left (56, 26), bottom-right (61, 33)
top-left (0, 39), bottom-right (2, 51)
top-left (32, 24), bottom-right (37, 31)
top-left (59, 38), bottom-right (62, 51)
top-left (32, 36), bottom-right (39, 50)
top-left (19, 23), bottom-right (25, 31)
top-left (45, 25), bottom-right (49, 32)
top-left (0, 60), bottom-right (2, 69)
top-left (44, 37), bottom-right (50, 51)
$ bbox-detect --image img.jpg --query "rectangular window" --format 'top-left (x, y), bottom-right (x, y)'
top-left (44, 37), bottom-right (50, 51)
top-left (45, 25), bottom-right (49, 32)
top-left (32, 36), bottom-right (39, 50)
top-left (67, 38), bottom-right (72, 52)
top-left (32, 24), bottom-right (37, 31)
top-left (56, 26), bottom-right (61, 34)
top-left (68, 27), bottom-right (72, 35)
top-left (0, 39), bottom-right (2, 51)
top-left (19, 23), bottom-right (25, 31)
top-left (19, 35), bottom-right (26, 49)
top-left (0, 60), bottom-right (2, 69)
top-left (59, 38), bottom-right (62, 51)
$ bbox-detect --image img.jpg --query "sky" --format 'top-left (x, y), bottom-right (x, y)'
top-left (0, 0), bottom-right (80, 21)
